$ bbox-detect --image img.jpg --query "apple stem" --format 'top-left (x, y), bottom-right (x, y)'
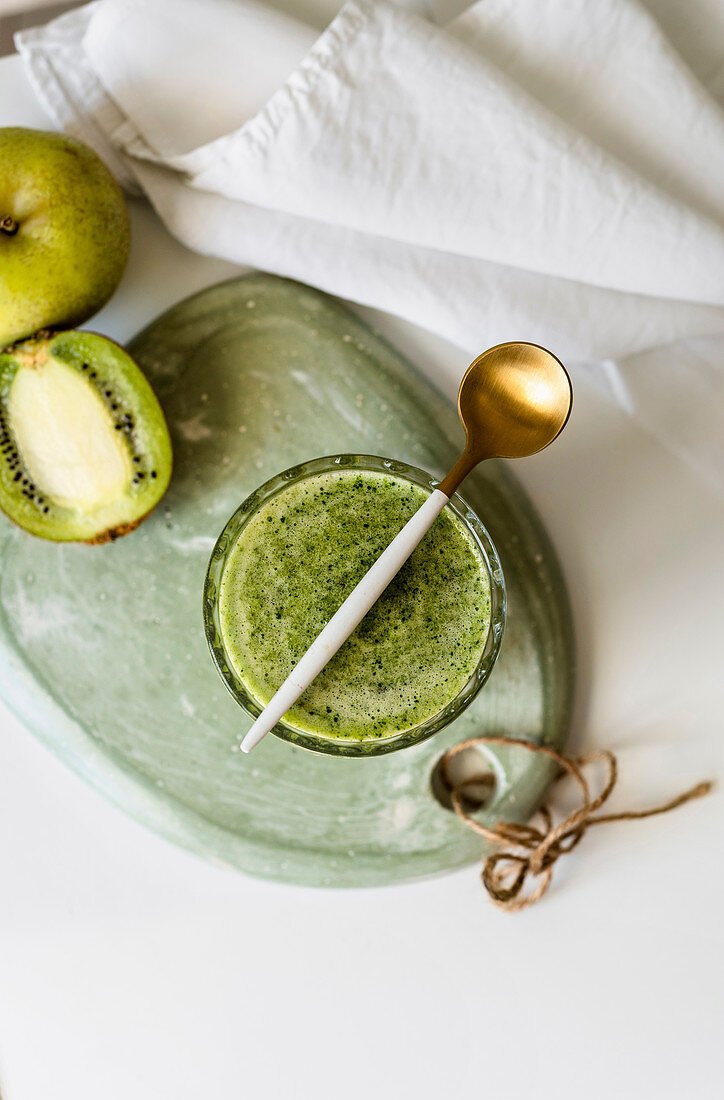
top-left (1, 216), bottom-right (19, 236)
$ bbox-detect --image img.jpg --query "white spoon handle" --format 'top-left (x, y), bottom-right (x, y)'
top-left (240, 488), bottom-right (450, 753)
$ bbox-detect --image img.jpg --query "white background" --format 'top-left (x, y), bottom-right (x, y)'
top-left (1, 22), bottom-right (724, 1099)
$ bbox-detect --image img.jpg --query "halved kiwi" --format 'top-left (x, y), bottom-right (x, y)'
top-left (0, 330), bottom-right (172, 542)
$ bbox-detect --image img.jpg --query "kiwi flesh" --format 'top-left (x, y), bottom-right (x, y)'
top-left (0, 330), bottom-right (172, 542)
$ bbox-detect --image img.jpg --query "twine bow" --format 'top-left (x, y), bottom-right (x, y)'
top-left (439, 736), bottom-right (713, 912)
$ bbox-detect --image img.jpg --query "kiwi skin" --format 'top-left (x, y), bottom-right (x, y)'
top-left (0, 329), bottom-right (173, 543)
top-left (86, 517), bottom-right (145, 546)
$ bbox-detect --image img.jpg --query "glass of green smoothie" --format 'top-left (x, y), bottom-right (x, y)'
top-left (203, 455), bottom-right (505, 756)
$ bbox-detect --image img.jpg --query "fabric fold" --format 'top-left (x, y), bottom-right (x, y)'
top-left (15, 0), bottom-right (724, 496)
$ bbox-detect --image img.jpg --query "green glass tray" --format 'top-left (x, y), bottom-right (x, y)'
top-left (0, 275), bottom-right (573, 886)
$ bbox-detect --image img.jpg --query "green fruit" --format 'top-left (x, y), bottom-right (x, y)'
top-left (0, 127), bottom-right (130, 349)
top-left (0, 330), bottom-right (172, 542)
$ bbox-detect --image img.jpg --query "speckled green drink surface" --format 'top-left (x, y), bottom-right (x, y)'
top-left (218, 470), bottom-right (492, 742)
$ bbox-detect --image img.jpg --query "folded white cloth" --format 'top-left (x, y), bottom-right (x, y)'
top-left (16, 0), bottom-right (724, 495)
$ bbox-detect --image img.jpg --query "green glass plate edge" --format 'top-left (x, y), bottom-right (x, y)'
top-left (0, 275), bottom-right (574, 886)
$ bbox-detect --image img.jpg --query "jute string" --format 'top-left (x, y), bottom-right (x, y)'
top-left (438, 736), bottom-right (713, 912)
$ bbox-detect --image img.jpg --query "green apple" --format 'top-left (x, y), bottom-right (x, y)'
top-left (0, 127), bottom-right (130, 349)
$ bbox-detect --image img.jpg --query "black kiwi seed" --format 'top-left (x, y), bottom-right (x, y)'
top-left (151, 471), bottom-right (157, 478)
top-left (133, 456), bottom-right (141, 464)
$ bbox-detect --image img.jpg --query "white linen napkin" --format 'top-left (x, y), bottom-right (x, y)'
top-left (16, 0), bottom-right (724, 496)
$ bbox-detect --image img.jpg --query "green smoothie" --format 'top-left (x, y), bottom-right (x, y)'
top-left (218, 469), bottom-right (492, 744)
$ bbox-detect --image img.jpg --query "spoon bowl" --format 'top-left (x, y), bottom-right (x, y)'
top-left (439, 342), bottom-right (572, 495)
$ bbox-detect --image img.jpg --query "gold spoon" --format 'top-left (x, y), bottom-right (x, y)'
top-left (438, 340), bottom-right (573, 494)
top-left (241, 342), bottom-right (572, 753)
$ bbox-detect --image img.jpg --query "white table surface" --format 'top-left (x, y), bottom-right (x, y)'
top-left (1, 49), bottom-right (723, 1100)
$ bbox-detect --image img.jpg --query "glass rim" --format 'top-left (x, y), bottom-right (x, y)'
top-left (203, 454), bottom-right (506, 757)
